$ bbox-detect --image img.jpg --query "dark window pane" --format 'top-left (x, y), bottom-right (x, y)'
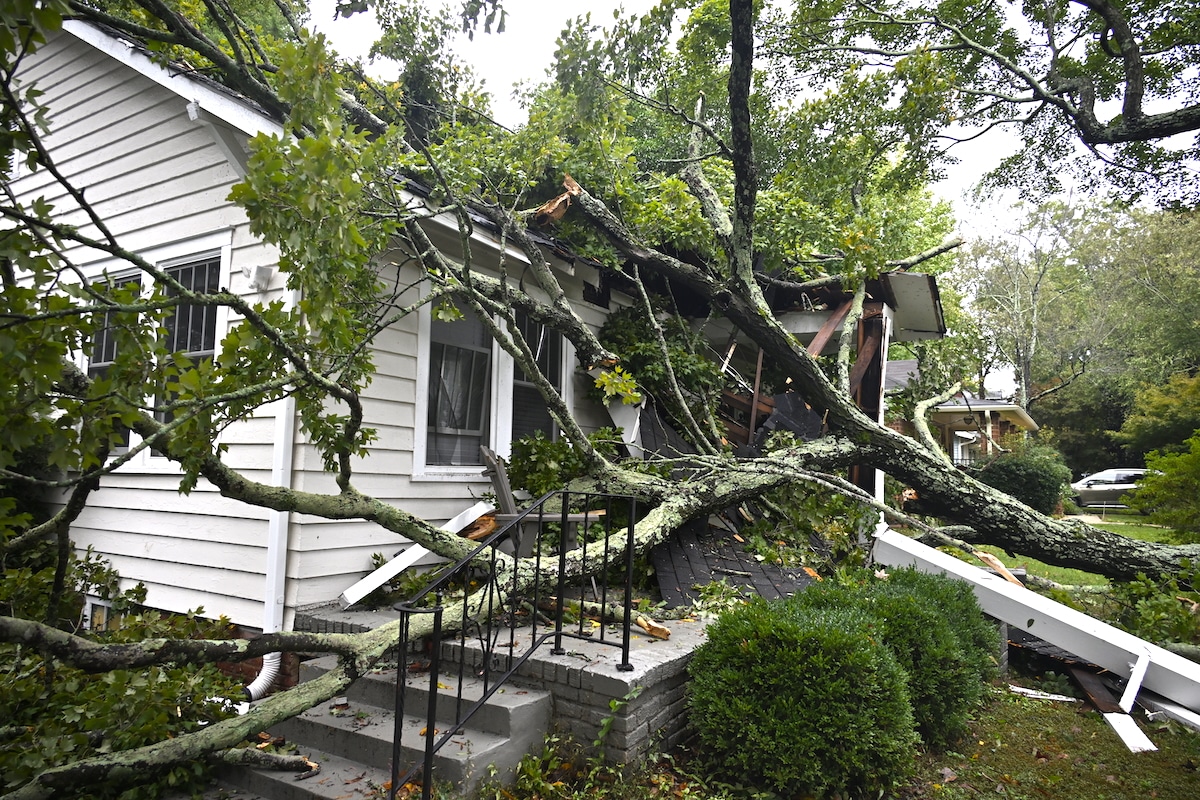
top-left (427, 304), bottom-right (492, 466)
top-left (511, 310), bottom-right (562, 441)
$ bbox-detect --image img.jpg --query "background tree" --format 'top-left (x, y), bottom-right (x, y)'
top-left (772, 0), bottom-right (1200, 205)
top-left (6, 0), bottom-right (1200, 796)
top-left (953, 200), bottom-right (1136, 410)
top-left (1117, 374), bottom-right (1200, 461)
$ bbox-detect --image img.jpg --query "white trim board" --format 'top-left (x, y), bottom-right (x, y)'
top-left (338, 501), bottom-right (493, 608)
top-left (872, 527), bottom-right (1200, 713)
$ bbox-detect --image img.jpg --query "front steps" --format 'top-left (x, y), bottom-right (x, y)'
top-left (218, 655), bottom-right (552, 800)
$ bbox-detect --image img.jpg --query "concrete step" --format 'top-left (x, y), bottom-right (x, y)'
top-left (216, 746), bottom-right (392, 800)
top-left (299, 655), bottom-right (552, 739)
top-left (217, 655), bottom-right (552, 800)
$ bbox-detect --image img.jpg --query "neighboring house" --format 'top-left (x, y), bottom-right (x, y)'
top-left (11, 21), bottom-right (948, 636)
top-left (886, 363), bottom-right (1039, 466)
top-left (927, 395), bottom-right (1038, 466)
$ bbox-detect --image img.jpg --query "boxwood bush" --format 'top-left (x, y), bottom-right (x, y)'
top-left (688, 570), bottom-right (998, 797)
top-left (790, 576), bottom-right (992, 750)
top-left (883, 566), bottom-right (1000, 682)
top-left (688, 600), bottom-right (919, 797)
top-left (969, 444), bottom-right (1072, 514)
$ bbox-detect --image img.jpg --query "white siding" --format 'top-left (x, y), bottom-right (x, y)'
top-left (14, 31), bottom-right (282, 628)
top-left (16, 27), bottom-right (624, 627)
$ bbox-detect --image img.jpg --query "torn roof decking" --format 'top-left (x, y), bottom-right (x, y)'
top-left (652, 518), bottom-right (816, 607)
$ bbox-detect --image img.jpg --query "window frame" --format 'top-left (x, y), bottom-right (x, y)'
top-left (412, 299), bottom-right (572, 482)
top-left (80, 232), bottom-right (232, 472)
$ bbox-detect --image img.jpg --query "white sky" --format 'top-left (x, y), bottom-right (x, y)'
top-left (307, 0), bottom-right (1013, 230)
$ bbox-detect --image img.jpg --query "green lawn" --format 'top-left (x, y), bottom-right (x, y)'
top-left (959, 513), bottom-right (1180, 588)
top-left (903, 685), bottom-right (1200, 799)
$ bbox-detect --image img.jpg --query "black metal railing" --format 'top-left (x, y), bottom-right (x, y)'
top-left (388, 491), bottom-right (640, 800)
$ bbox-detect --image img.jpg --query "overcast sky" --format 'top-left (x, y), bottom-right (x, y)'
top-left (307, 1), bottom-right (1014, 230)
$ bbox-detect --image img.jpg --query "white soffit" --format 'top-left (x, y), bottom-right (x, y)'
top-left (882, 272), bottom-right (945, 342)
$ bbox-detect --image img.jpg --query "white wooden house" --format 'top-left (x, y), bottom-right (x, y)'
top-left (12, 21), bottom-right (947, 640)
top-left (11, 21), bottom-right (614, 633)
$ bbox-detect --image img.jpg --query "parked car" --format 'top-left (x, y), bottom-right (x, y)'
top-left (1070, 468), bottom-right (1149, 507)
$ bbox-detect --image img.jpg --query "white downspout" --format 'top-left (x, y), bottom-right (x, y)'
top-left (245, 288), bottom-right (299, 701)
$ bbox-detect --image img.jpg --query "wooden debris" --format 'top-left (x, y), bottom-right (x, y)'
top-left (1069, 667), bottom-right (1123, 713)
top-left (973, 551), bottom-right (1024, 586)
top-left (459, 514), bottom-right (497, 541)
top-left (636, 615), bottom-right (671, 640)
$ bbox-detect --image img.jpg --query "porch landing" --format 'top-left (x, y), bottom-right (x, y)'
top-left (294, 601), bottom-right (712, 764)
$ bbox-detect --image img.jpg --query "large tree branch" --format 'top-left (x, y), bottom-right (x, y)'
top-left (0, 618), bottom-right (365, 671)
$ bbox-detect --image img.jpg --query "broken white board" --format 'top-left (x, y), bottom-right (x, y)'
top-left (1102, 713), bottom-right (1157, 753)
top-left (338, 501), bottom-right (493, 608)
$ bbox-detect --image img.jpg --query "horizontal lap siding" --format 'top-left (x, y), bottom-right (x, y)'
top-left (288, 277), bottom-right (427, 608)
top-left (18, 32), bottom-right (281, 628)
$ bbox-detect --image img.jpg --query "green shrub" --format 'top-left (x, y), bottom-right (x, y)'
top-left (883, 566), bottom-right (1000, 681)
top-left (1131, 435), bottom-right (1200, 539)
top-left (688, 600), bottom-right (918, 797)
top-left (506, 428), bottom-right (621, 496)
top-left (789, 576), bottom-right (989, 750)
top-left (970, 443), bottom-right (1072, 514)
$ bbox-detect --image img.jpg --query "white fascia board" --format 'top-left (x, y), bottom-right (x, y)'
top-left (63, 20), bottom-right (282, 139)
top-left (873, 528), bottom-right (1200, 713)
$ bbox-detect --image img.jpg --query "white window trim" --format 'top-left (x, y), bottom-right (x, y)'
top-left (81, 230), bottom-right (234, 474)
top-left (411, 298), bottom-right (574, 482)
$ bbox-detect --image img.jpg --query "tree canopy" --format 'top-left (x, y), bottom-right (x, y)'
top-left (4, 0), bottom-right (1200, 796)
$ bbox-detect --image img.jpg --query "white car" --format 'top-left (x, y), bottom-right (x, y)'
top-left (1071, 468), bottom-right (1148, 507)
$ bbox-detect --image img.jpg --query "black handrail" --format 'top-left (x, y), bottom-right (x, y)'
top-left (388, 491), bottom-right (639, 800)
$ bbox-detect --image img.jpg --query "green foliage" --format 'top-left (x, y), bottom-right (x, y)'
top-left (594, 685), bottom-right (644, 756)
top-left (882, 567), bottom-right (1002, 681)
top-left (688, 578), bottom-right (749, 620)
top-left (1131, 437), bottom-right (1200, 538)
top-left (1118, 373), bottom-right (1200, 460)
top-left (1105, 565), bottom-right (1200, 645)
top-left (739, 433), bottom-right (878, 573)
top-left (596, 302), bottom-right (724, 437)
top-left (688, 599), bottom-right (919, 797)
top-left (1032, 377), bottom-right (1134, 477)
top-left (1, 612), bottom-right (241, 799)
top-left (969, 442), bottom-right (1072, 515)
top-left (0, 535), bottom-right (241, 799)
top-left (790, 570), bottom-right (996, 750)
top-left (359, 553), bottom-right (444, 609)
top-left (505, 428), bottom-right (622, 497)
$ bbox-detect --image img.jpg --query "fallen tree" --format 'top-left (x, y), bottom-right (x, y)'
top-left (4, 0), bottom-right (1200, 797)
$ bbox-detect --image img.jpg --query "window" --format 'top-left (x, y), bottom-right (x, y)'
top-left (154, 256), bottom-right (222, 430)
top-left (83, 252), bottom-right (224, 461)
top-left (421, 304), bottom-right (565, 471)
top-left (162, 256), bottom-right (221, 363)
top-left (427, 304), bottom-right (493, 466)
top-left (511, 311), bottom-right (562, 442)
top-left (87, 274), bottom-right (143, 451)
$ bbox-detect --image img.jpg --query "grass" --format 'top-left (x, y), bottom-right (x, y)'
top-left (950, 511), bottom-right (1183, 589)
top-left (903, 684), bottom-right (1200, 799)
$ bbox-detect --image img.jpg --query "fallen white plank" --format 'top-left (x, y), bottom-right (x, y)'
top-left (1120, 648), bottom-right (1152, 713)
top-left (1103, 713), bottom-right (1158, 753)
top-left (1137, 690), bottom-right (1200, 732)
top-left (1008, 684), bottom-right (1080, 703)
top-left (873, 527), bottom-right (1200, 713)
top-left (338, 501), bottom-right (493, 609)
